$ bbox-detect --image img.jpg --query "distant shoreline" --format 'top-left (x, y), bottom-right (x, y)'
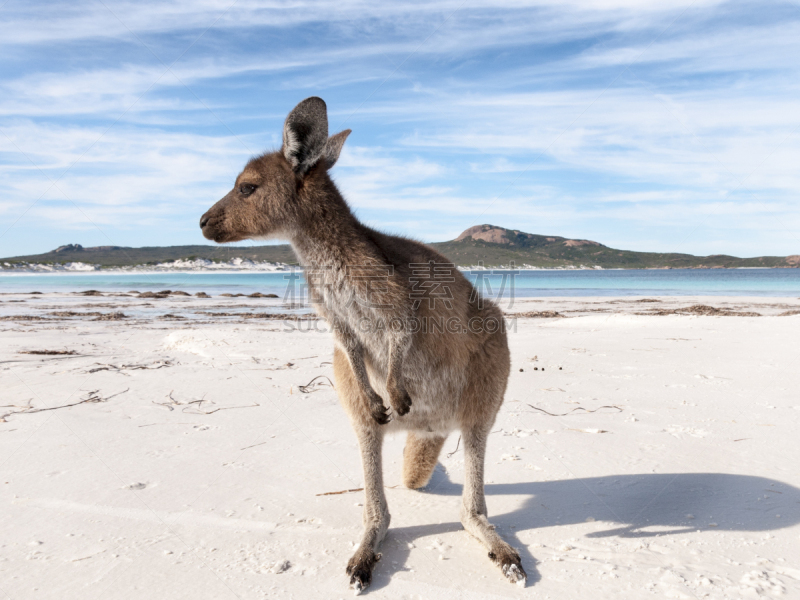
top-left (4, 225), bottom-right (798, 271)
top-left (3, 265), bottom-right (800, 298)
top-left (1, 262), bottom-right (798, 274)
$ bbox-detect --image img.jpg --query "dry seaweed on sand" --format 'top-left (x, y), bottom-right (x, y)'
top-left (92, 312), bottom-right (128, 321)
top-left (46, 311), bottom-right (127, 320)
top-left (42, 311), bottom-right (124, 320)
top-left (447, 436), bottom-right (461, 458)
top-left (154, 390), bottom-right (258, 414)
top-left (86, 360), bottom-right (172, 374)
top-left (0, 388), bottom-right (129, 422)
top-left (298, 375), bottom-right (335, 393)
top-left (20, 349), bottom-right (78, 355)
top-left (194, 311), bottom-right (318, 321)
top-left (507, 310), bottom-right (564, 318)
top-left (642, 304), bottom-right (760, 317)
top-left (526, 404), bottom-right (623, 417)
top-left (0, 315), bottom-right (49, 321)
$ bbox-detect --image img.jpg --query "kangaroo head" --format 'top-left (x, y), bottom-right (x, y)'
top-left (199, 97), bottom-right (351, 243)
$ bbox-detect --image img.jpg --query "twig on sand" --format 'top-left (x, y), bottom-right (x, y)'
top-left (185, 403), bottom-right (259, 415)
top-left (527, 404), bottom-right (623, 417)
top-left (0, 388), bottom-right (129, 422)
top-left (240, 441), bottom-right (269, 451)
top-left (316, 485), bottom-right (398, 496)
top-left (298, 375), bottom-right (335, 393)
top-left (316, 488), bottom-right (364, 496)
top-left (20, 349), bottom-right (78, 356)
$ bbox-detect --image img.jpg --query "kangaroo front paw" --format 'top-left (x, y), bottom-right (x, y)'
top-left (371, 404), bottom-right (390, 425)
top-left (390, 390), bottom-right (412, 416)
top-left (489, 547), bottom-right (527, 587)
top-left (346, 551), bottom-right (381, 595)
top-left (367, 393), bottom-right (390, 425)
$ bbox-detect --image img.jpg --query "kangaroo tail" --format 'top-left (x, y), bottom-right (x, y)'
top-left (402, 432), bottom-right (447, 489)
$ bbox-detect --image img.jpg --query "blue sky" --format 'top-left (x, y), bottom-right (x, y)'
top-left (1, 0), bottom-right (799, 258)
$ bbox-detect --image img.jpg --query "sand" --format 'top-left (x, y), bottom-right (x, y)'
top-left (1, 292), bottom-right (799, 599)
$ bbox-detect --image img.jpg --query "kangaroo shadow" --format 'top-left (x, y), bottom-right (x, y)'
top-left (370, 469), bottom-right (800, 591)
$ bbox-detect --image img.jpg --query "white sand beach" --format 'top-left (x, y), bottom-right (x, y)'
top-left (1, 292), bottom-right (799, 599)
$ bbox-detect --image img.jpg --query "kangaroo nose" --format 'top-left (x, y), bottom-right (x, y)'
top-left (199, 214), bottom-right (210, 228)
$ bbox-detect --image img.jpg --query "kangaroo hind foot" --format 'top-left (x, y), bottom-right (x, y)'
top-left (346, 549), bottom-right (381, 595)
top-left (489, 545), bottom-right (527, 587)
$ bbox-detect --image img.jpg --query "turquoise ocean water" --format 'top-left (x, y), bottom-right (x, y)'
top-left (1, 268), bottom-right (799, 297)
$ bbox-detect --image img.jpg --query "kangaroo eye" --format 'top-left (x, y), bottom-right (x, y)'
top-left (239, 183), bottom-right (257, 196)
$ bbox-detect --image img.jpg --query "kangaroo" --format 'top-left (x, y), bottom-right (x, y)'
top-left (200, 97), bottom-right (526, 593)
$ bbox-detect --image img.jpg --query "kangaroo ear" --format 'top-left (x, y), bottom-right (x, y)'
top-left (324, 129), bottom-right (351, 169)
top-left (282, 97), bottom-right (329, 176)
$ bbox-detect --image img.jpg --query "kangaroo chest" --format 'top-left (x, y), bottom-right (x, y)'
top-left (306, 268), bottom-right (391, 351)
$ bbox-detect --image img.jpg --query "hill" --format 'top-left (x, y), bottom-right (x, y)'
top-left (435, 225), bottom-right (799, 269)
top-left (1, 243), bottom-right (298, 268)
top-left (2, 226), bottom-right (798, 269)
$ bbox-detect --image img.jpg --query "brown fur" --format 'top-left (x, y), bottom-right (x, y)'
top-left (403, 433), bottom-right (447, 489)
top-left (200, 97), bottom-right (527, 592)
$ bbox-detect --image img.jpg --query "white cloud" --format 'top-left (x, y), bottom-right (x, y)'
top-left (0, 120), bottom-right (253, 234)
top-left (2, 1), bottom-right (799, 256)
top-left (0, 2), bottom-right (724, 46)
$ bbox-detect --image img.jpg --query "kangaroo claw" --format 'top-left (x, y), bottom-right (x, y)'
top-left (370, 402), bottom-right (390, 425)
